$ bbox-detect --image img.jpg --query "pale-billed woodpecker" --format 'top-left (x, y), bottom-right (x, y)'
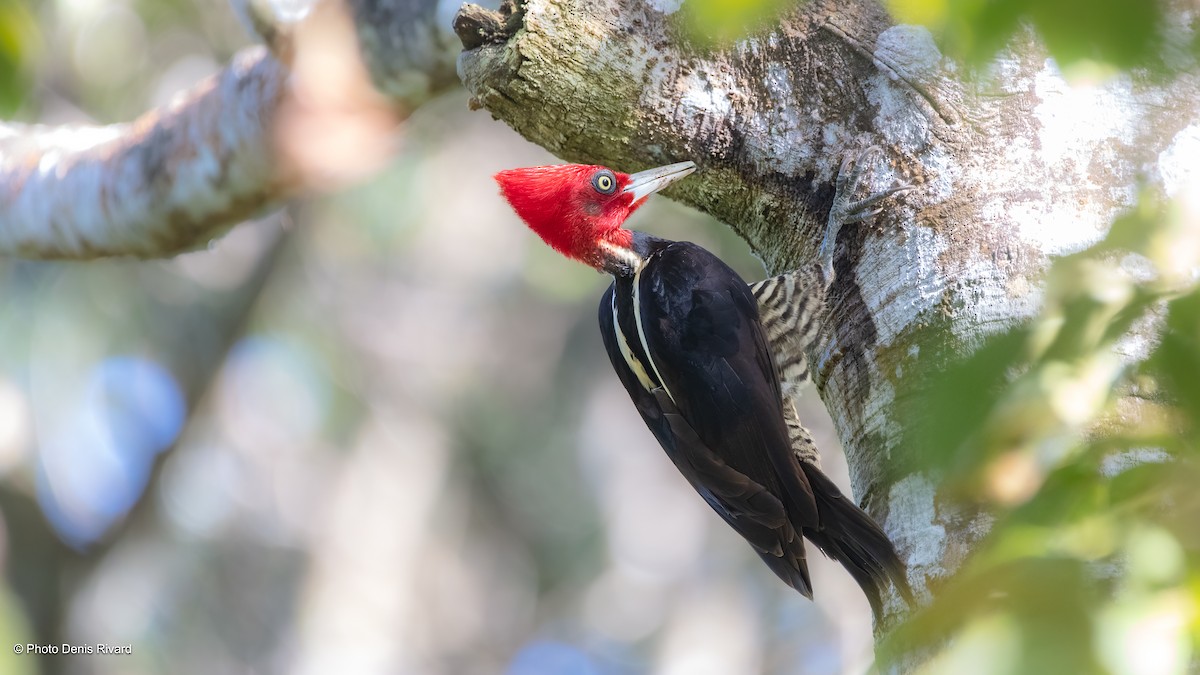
top-left (495, 151), bottom-right (911, 614)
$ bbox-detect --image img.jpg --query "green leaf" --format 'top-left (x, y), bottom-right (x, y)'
top-left (0, 0), bottom-right (37, 114)
top-left (881, 557), bottom-right (1101, 672)
top-left (887, 0), bottom-right (1165, 71)
top-left (897, 326), bottom-right (1027, 476)
top-left (1029, 0), bottom-right (1160, 69)
top-left (1146, 289), bottom-right (1200, 422)
top-left (1009, 461), bottom-right (1103, 527)
top-left (677, 0), bottom-right (805, 48)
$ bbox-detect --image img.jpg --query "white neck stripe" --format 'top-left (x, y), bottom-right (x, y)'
top-left (598, 239), bottom-right (644, 271)
top-left (631, 266), bottom-right (676, 405)
top-left (611, 292), bottom-right (657, 393)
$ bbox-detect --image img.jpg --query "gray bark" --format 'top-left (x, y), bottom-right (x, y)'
top-left (454, 0), bottom-right (1199, 636)
top-left (0, 0), bottom-right (462, 259)
top-left (0, 48), bottom-right (291, 258)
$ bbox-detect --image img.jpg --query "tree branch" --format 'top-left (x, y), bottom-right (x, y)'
top-left (0, 48), bottom-right (290, 259)
top-left (0, 0), bottom-right (461, 260)
top-left (349, 0), bottom-right (464, 104)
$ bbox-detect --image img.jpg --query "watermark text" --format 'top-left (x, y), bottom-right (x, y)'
top-left (14, 643), bottom-right (132, 655)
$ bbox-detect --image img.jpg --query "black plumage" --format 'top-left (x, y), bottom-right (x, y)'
top-left (598, 233), bottom-right (909, 615)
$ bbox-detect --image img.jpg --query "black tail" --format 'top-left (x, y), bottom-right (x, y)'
top-left (799, 464), bottom-right (911, 617)
top-left (754, 548), bottom-right (814, 600)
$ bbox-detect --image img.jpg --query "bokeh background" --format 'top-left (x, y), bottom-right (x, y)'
top-left (0, 1), bottom-right (878, 673)
top-left (5, 1), bottom-right (1200, 674)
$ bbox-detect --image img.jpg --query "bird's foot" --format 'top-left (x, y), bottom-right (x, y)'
top-left (819, 146), bottom-right (913, 286)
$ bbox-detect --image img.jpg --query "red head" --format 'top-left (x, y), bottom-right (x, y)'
top-left (495, 161), bottom-right (696, 271)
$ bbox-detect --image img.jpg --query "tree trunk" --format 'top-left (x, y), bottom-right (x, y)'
top-left (454, 0), bottom-right (1199, 638)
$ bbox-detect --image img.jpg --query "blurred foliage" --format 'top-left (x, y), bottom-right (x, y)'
top-left (3, 0), bottom-right (1198, 674)
top-left (676, 0), bottom-right (805, 48)
top-left (0, 585), bottom-right (33, 675)
top-left (888, 192), bottom-right (1200, 673)
top-left (678, 0), bottom-right (1172, 72)
top-left (0, 0), bottom-right (37, 115)
top-left (887, 0), bottom-right (1167, 71)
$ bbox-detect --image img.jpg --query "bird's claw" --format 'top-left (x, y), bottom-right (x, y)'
top-left (838, 184), bottom-right (914, 225)
top-left (819, 146), bottom-right (912, 287)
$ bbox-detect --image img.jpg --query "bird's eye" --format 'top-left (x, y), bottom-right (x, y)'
top-left (592, 170), bottom-right (617, 195)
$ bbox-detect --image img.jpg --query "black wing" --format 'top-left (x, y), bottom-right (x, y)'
top-left (598, 266), bottom-right (816, 597)
top-left (633, 244), bottom-right (822, 528)
top-left (598, 244), bottom-right (910, 611)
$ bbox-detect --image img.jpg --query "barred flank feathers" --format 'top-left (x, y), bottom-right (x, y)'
top-left (750, 268), bottom-right (826, 398)
top-left (782, 398), bottom-right (822, 467)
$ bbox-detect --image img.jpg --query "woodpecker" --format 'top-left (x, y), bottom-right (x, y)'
top-left (495, 152), bottom-right (909, 614)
